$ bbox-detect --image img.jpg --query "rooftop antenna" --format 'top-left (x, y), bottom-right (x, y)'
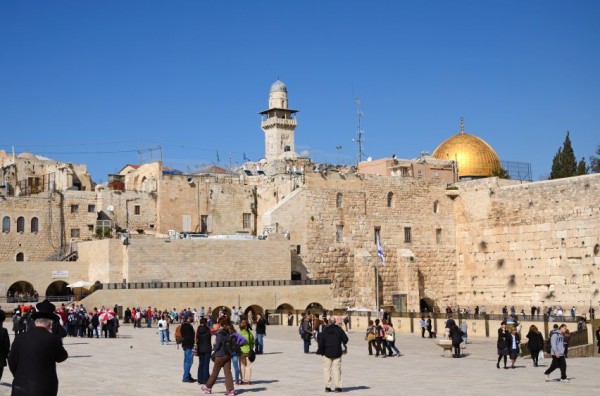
top-left (354, 97), bottom-right (365, 166)
top-left (460, 117), bottom-right (465, 133)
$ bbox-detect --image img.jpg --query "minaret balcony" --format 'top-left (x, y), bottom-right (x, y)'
top-left (261, 118), bottom-right (297, 129)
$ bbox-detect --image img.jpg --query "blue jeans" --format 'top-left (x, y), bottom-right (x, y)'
top-left (256, 333), bottom-right (264, 354)
top-left (197, 352), bottom-right (211, 384)
top-left (303, 336), bottom-right (311, 353)
top-left (183, 348), bottom-right (194, 381)
top-left (231, 353), bottom-right (240, 382)
top-left (160, 330), bottom-right (168, 345)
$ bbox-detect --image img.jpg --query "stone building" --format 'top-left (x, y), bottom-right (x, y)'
top-left (0, 80), bottom-right (599, 316)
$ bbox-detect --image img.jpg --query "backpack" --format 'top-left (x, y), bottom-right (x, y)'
top-left (298, 324), bottom-right (305, 336)
top-left (343, 316), bottom-right (349, 324)
top-left (175, 325), bottom-right (183, 344)
top-left (223, 333), bottom-right (241, 355)
top-left (546, 331), bottom-right (555, 353)
top-left (377, 325), bottom-right (385, 338)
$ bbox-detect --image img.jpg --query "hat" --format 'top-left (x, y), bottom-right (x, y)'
top-left (31, 310), bottom-right (58, 320)
top-left (0, 309), bottom-right (6, 322)
top-left (501, 321), bottom-right (507, 325)
top-left (36, 299), bottom-right (56, 313)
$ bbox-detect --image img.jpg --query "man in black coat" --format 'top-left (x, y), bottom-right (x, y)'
top-left (8, 310), bottom-right (68, 396)
top-left (180, 314), bottom-right (196, 383)
top-left (317, 317), bottom-right (348, 393)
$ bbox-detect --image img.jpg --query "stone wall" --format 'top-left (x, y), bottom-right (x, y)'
top-left (267, 172), bottom-right (457, 311)
top-left (0, 261), bottom-right (88, 298)
top-left (77, 237), bottom-right (293, 284)
top-left (80, 284), bottom-right (334, 314)
top-left (454, 174), bottom-right (600, 313)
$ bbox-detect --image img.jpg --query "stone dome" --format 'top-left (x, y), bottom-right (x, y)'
top-left (270, 79), bottom-right (287, 93)
top-left (432, 124), bottom-right (501, 179)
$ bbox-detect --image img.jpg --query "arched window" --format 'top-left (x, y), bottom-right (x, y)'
top-left (16, 252), bottom-right (24, 261)
top-left (2, 216), bottom-right (10, 233)
top-left (387, 192), bottom-right (394, 208)
top-left (17, 217), bottom-right (25, 233)
top-left (433, 200), bottom-right (440, 214)
top-left (31, 217), bottom-right (39, 233)
top-left (336, 193), bottom-right (343, 208)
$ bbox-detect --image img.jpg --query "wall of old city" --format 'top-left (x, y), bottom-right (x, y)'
top-left (267, 172), bottom-right (457, 311)
top-left (453, 174), bottom-right (600, 313)
top-left (77, 237), bottom-right (293, 284)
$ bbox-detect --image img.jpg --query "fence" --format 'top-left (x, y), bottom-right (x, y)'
top-left (102, 278), bottom-right (332, 290)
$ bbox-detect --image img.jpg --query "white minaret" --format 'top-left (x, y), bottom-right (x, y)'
top-left (260, 80), bottom-right (298, 161)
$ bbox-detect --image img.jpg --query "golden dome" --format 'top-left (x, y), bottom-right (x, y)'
top-left (432, 121), bottom-right (501, 178)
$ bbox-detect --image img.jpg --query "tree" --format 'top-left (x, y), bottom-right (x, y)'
top-left (549, 131), bottom-right (578, 179)
top-left (591, 145), bottom-right (600, 173)
top-left (576, 157), bottom-right (588, 175)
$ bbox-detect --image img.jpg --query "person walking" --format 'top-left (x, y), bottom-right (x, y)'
top-left (383, 320), bottom-right (401, 357)
top-left (496, 321), bottom-right (510, 369)
top-left (181, 314), bottom-right (196, 383)
top-left (8, 309), bottom-right (68, 395)
top-left (317, 317), bottom-right (348, 393)
top-left (365, 320), bottom-right (377, 356)
top-left (300, 315), bottom-right (313, 353)
top-left (158, 314), bottom-right (168, 345)
top-left (202, 321), bottom-right (235, 395)
top-left (526, 325), bottom-right (544, 367)
top-left (254, 314), bottom-right (266, 354)
top-left (0, 310), bottom-right (11, 383)
top-left (426, 315), bottom-right (434, 338)
top-left (508, 326), bottom-right (521, 368)
top-left (196, 318), bottom-right (212, 385)
top-left (238, 319), bottom-right (255, 385)
top-left (544, 323), bottom-right (569, 382)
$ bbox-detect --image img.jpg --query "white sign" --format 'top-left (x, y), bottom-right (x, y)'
top-left (52, 270), bottom-right (69, 279)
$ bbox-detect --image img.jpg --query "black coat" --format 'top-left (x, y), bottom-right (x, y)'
top-left (181, 322), bottom-right (195, 349)
top-left (8, 326), bottom-right (68, 396)
top-left (497, 328), bottom-right (510, 355)
top-left (195, 325), bottom-right (212, 354)
top-left (255, 318), bottom-right (267, 335)
top-left (0, 327), bottom-right (10, 367)
top-left (526, 330), bottom-right (544, 351)
top-left (317, 324), bottom-right (348, 359)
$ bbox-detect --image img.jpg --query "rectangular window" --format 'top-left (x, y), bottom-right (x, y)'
top-left (243, 213), bottom-right (251, 229)
top-left (70, 204), bottom-right (79, 213)
top-left (134, 205), bottom-right (141, 215)
top-left (70, 228), bottom-right (80, 238)
top-left (88, 204), bottom-right (96, 213)
top-left (88, 224), bottom-right (94, 231)
top-left (336, 225), bottom-right (344, 242)
top-left (404, 227), bottom-right (412, 243)
top-left (417, 170), bottom-right (423, 177)
top-left (436, 228), bottom-right (442, 244)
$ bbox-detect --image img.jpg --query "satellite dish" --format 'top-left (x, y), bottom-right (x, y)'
top-left (106, 205), bottom-right (114, 212)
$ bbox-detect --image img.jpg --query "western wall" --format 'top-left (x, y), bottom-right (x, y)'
top-left (453, 173), bottom-right (600, 313)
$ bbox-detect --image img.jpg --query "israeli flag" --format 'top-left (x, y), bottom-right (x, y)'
top-left (243, 152), bottom-right (251, 162)
top-left (376, 235), bottom-right (385, 266)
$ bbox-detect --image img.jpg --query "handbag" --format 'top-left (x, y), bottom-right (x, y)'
top-left (367, 333), bottom-right (376, 342)
top-left (385, 335), bottom-right (394, 342)
top-left (249, 348), bottom-right (256, 363)
top-left (210, 352), bottom-right (216, 362)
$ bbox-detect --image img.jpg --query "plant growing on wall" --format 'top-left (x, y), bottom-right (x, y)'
top-left (479, 241), bottom-right (487, 252)
top-left (508, 274), bottom-right (516, 287)
top-left (496, 259), bottom-right (504, 269)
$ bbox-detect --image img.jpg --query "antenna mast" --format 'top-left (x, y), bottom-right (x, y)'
top-left (354, 97), bottom-right (365, 165)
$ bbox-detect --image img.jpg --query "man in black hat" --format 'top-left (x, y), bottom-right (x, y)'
top-left (0, 309), bottom-right (10, 382)
top-left (30, 299), bottom-right (66, 339)
top-left (8, 309), bottom-right (68, 395)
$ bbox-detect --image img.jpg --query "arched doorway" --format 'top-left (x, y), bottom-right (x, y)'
top-left (46, 281), bottom-right (74, 301)
top-left (7, 280), bottom-right (37, 303)
top-left (276, 303), bottom-right (294, 313)
top-left (420, 298), bottom-right (436, 313)
top-left (306, 302), bottom-right (323, 314)
top-left (211, 305), bottom-right (232, 323)
top-left (244, 305), bottom-right (264, 324)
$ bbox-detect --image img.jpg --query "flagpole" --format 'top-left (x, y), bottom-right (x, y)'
top-left (375, 262), bottom-right (380, 319)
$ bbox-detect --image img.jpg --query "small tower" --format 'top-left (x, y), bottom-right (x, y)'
top-left (260, 79), bottom-right (298, 161)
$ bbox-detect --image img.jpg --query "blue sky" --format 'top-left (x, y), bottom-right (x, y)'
top-left (1, 0), bottom-right (599, 182)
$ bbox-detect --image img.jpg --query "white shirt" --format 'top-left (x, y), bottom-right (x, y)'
top-left (158, 318), bottom-right (167, 331)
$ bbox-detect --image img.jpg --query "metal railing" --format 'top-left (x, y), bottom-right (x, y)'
top-left (102, 279), bottom-right (332, 290)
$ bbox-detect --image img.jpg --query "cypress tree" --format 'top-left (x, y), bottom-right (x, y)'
top-left (550, 131), bottom-right (578, 179)
top-left (591, 145), bottom-right (600, 173)
top-left (577, 157), bottom-right (588, 175)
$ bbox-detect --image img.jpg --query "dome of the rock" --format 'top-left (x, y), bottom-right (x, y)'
top-left (432, 122), bottom-right (501, 179)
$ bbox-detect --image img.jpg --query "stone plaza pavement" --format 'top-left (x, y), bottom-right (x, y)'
top-left (0, 324), bottom-right (598, 395)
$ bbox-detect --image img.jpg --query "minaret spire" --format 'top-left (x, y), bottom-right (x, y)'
top-left (460, 117), bottom-right (465, 133)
